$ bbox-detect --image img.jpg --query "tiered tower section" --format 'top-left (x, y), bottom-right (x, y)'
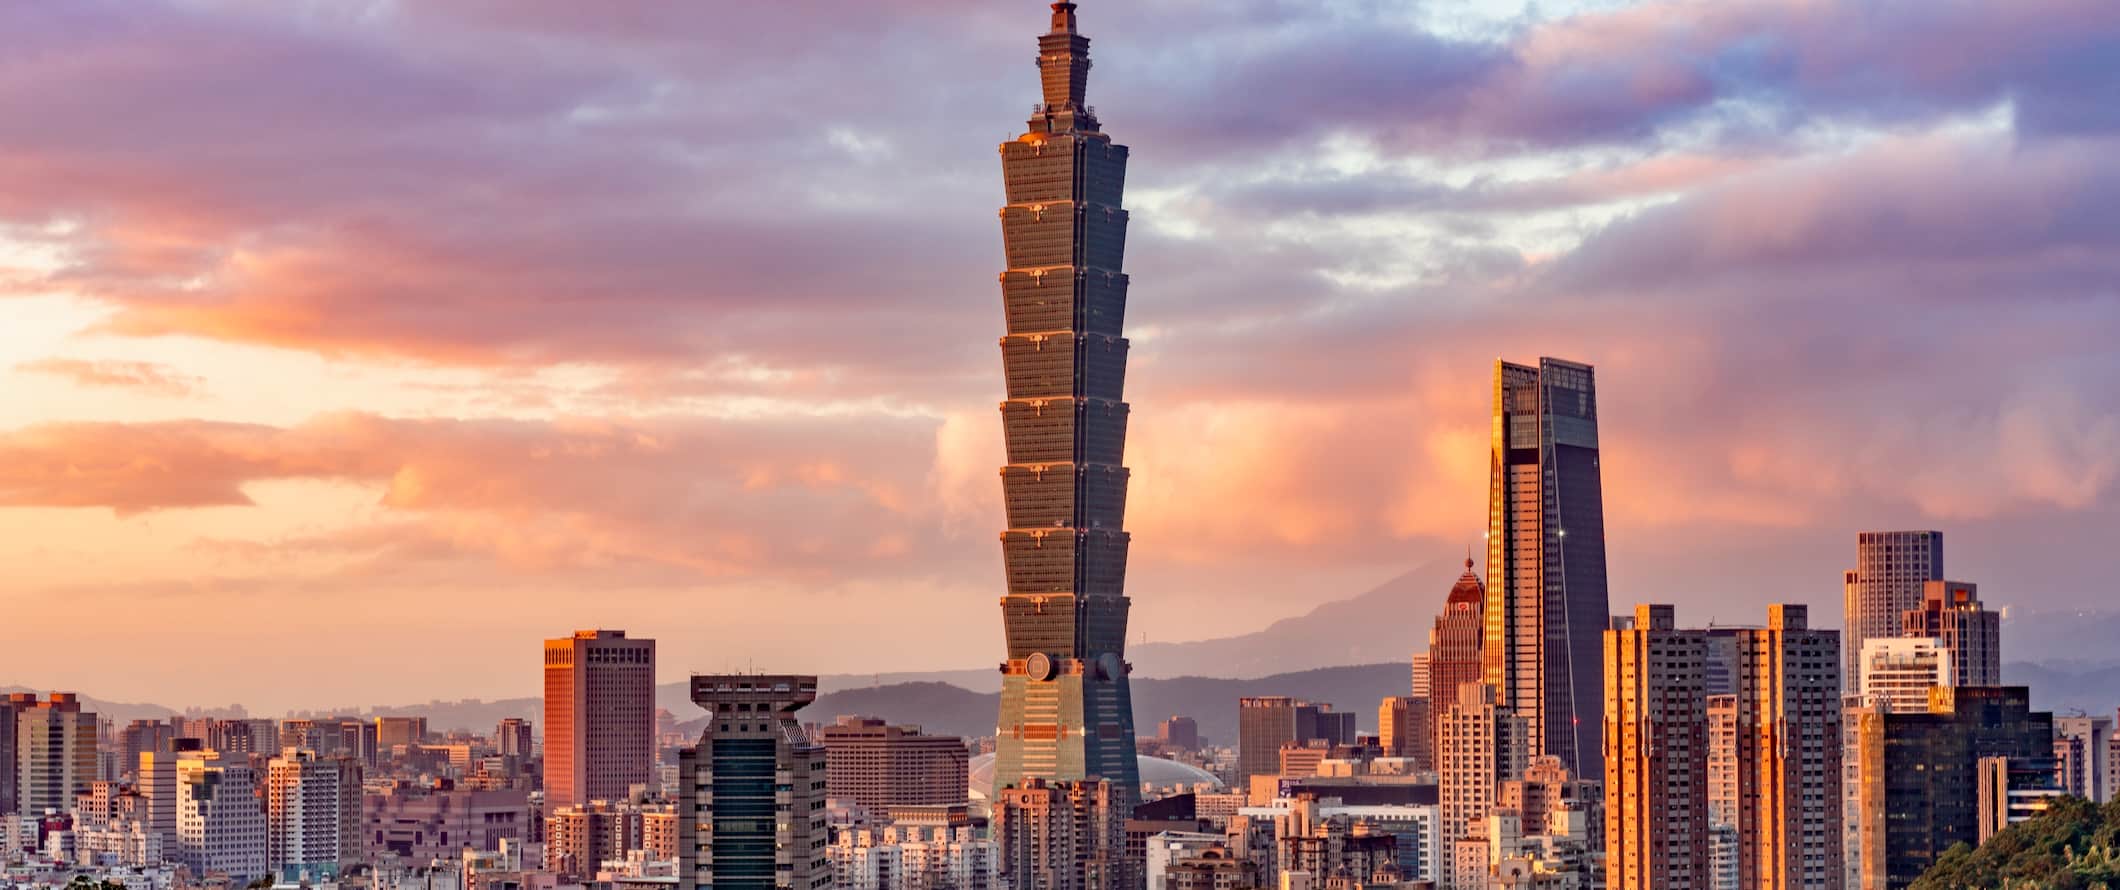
top-left (990, 1), bottom-right (1141, 802)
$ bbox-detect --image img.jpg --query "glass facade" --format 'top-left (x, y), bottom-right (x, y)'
top-left (990, 2), bottom-right (1141, 803)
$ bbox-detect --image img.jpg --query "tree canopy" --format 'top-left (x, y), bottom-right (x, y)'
top-left (1914, 797), bottom-right (2120, 890)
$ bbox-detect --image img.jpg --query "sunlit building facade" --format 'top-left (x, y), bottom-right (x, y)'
top-left (1842, 531), bottom-right (1943, 693)
top-left (1485, 358), bottom-right (1609, 781)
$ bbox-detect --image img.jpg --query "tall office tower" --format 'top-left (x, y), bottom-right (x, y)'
top-left (1437, 683), bottom-right (1528, 888)
top-left (989, 0), bottom-right (1142, 806)
top-left (1858, 638), bottom-right (1951, 714)
top-left (677, 675), bottom-right (829, 890)
top-left (1604, 605), bottom-right (1709, 890)
top-left (1377, 697), bottom-right (1433, 767)
top-left (1858, 687), bottom-right (2054, 890)
top-left (1156, 717), bottom-right (1200, 752)
top-left (1701, 630), bottom-right (1742, 698)
top-left (0, 694), bottom-right (20, 815)
top-left (993, 778), bottom-right (1126, 890)
top-left (139, 740), bottom-right (200, 850)
top-left (1484, 358), bottom-right (1609, 781)
top-left (177, 751), bottom-right (269, 881)
top-left (544, 629), bottom-right (657, 809)
top-left (1902, 580), bottom-right (2000, 687)
top-left (1842, 531), bottom-right (1944, 693)
top-left (815, 717), bottom-right (971, 812)
top-left (375, 717), bottom-right (427, 750)
top-left (496, 718), bottom-right (535, 759)
top-left (1236, 698), bottom-right (1351, 785)
top-left (1429, 558), bottom-right (1486, 750)
top-left (1409, 654), bottom-right (1432, 703)
top-left (266, 748), bottom-right (344, 877)
top-left (14, 692), bottom-right (98, 816)
top-left (2053, 716), bottom-right (2113, 802)
top-left (1723, 605), bottom-right (1844, 890)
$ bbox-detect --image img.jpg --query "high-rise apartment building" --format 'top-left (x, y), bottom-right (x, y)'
top-left (677, 675), bottom-right (829, 890)
top-left (544, 629), bottom-right (656, 809)
top-left (1377, 697), bottom-right (1432, 767)
top-left (815, 717), bottom-right (970, 813)
top-left (1438, 683), bottom-right (1528, 888)
top-left (1485, 358), bottom-right (1609, 781)
top-left (2053, 716), bottom-right (2113, 803)
top-left (545, 800), bottom-right (645, 878)
top-left (1902, 580), bottom-right (2000, 688)
top-left (989, 0), bottom-right (1142, 806)
top-left (1706, 695), bottom-right (1740, 890)
top-left (1842, 531), bottom-right (1943, 692)
top-left (13, 692), bottom-right (98, 817)
top-left (1603, 605), bottom-right (1709, 890)
top-left (1858, 638), bottom-right (1951, 714)
top-left (1857, 686), bottom-right (2054, 890)
top-left (993, 778), bottom-right (1126, 890)
top-left (1719, 605), bottom-right (1843, 890)
top-left (1429, 559), bottom-right (1485, 760)
top-left (177, 750), bottom-right (269, 881)
top-left (496, 718), bottom-right (535, 759)
top-left (266, 748), bottom-right (348, 878)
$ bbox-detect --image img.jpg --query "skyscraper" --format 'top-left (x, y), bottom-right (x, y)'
top-left (1377, 696), bottom-right (1431, 767)
top-left (0, 695), bottom-right (21, 815)
top-left (1236, 697), bottom-right (1348, 786)
top-left (544, 629), bottom-right (656, 809)
top-left (1902, 580), bottom-right (2000, 687)
top-left (1429, 558), bottom-right (1486, 762)
top-left (990, 0), bottom-right (1141, 804)
top-left (677, 675), bottom-right (829, 890)
top-left (994, 778), bottom-right (1126, 890)
top-left (1858, 687), bottom-right (2054, 889)
top-left (13, 692), bottom-right (97, 817)
top-left (496, 718), bottom-right (535, 759)
top-left (1719, 605), bottom-right (1843, 890)
top-left (1485, 358), bottom-right (1609, 781)
top-left (1604, 605), bottom-right (1709, 890)
top-left (1842, 531), bottom-right (1943, 692)
top-left (177, 750), bottom-right (269, 881)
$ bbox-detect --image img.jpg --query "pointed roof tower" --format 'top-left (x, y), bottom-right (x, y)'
top-left (1030, 2), bottom-right (1099, 134)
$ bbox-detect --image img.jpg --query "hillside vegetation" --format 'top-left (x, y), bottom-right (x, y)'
top-left (1914, 797), bottom-right (2120, 890)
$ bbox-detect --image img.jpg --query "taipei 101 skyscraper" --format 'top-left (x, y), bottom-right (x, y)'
top-left (989, 1), bottom-right (1142, 802)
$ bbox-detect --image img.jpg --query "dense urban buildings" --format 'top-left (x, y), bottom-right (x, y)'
top-left (1902, 580), bottom-right (2001, 687)
top-left (1485, 357), bottom-right (1610, 782)
top-left (815, 717), bottom-right (971, 813)
top-left (544, 629), bottom-right (657, 809)
top-left (1604, 605), bottom-right (1709, 890)
top-left (365, 784), bottom-right (530, 862)
top-left (1842, 531), bottom-right (1944, 692)
top-left (12, 693), bottom-right (97, 818)
top-left (678, 674), bottom-right (829, 890)
top-left (1376, 697), bottom-right (1430, 767)
top-left (989, 0), bottom-right (1143, 807)
top-left (1857, 686), bottom-right (2055, 889)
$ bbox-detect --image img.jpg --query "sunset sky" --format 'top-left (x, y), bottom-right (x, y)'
top-left (3, 0), bottom-right (2117, 713)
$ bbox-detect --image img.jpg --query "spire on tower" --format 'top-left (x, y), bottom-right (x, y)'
top-left (1050, 1), bottom-right (1078, 35)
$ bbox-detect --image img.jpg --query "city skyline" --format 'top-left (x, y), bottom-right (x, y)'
top-left (5, 1), bottom-right (2120, 713)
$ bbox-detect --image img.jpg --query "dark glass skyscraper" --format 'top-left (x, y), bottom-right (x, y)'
top-left (990, 1), bottom-right (1141, 802)
top-left (1484, 357), bottom-right (1609, 781)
